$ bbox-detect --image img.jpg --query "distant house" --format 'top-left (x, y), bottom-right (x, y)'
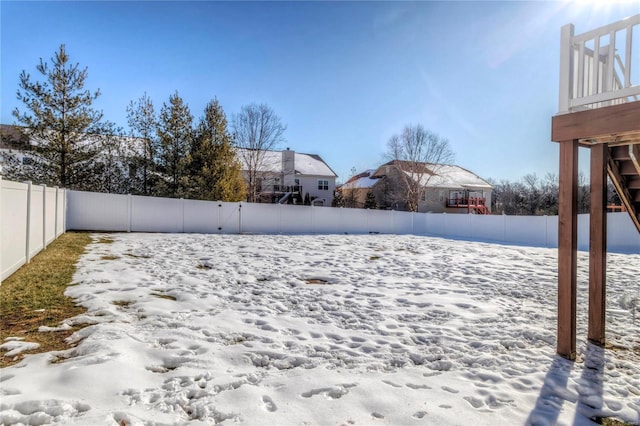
top-left (0, 124), bottom-right (33, 167)
top-left (340, 160), bottom-right (492, 214)
top-left (237, 148), bottom-right (337, 206)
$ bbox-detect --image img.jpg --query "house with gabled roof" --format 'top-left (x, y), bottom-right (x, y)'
top-left (340, 160), bottom-right (492, 214)
top-left (236, 148), bottom-right (337, 206)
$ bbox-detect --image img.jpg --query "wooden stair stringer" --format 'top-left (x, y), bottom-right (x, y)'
top-left (607, 144), bottom-right (640, 233)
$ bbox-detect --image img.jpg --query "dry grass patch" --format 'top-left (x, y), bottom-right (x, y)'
top-left (601, 418), bottom-right (633, 426)
top-left (97, 236), bottom-right (115, 244)
top-left (151, 292), bottom-right (177, 301)
top-left (125, 252), bottom-right (150, 259)
top-left (0, 232), bottom-right (92, 367)
top-left (306, 278), bottom-right (329, 285)
top-left (101, 255), bottom-right (120, 261)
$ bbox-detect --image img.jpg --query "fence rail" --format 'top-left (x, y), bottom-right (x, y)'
top-left (0, 178), bottom-right (65, 283)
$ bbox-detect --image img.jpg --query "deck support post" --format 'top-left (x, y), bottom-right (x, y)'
top-left (557, 139), bottom-right (578, 360)
top-left (588, 143), bottom-right (608, 346)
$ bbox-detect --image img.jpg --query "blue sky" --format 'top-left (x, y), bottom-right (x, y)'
top-left (1, 1), bottom-right (638, 182)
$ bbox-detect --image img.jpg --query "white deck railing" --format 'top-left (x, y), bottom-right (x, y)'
top-left (559, 14), bottom-right (640, 113)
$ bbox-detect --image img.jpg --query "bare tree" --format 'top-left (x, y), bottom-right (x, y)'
top-left (232, 103), bottom-right (286, 202)
top-left (385, 124), bottom-right (454, 212)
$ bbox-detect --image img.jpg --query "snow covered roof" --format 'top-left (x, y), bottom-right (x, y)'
top-left (416, 164), bottom-right (492, 190)
top-left (294, 153), bottom-right (337, 177)
top-left (340, 169), bottom-right (379, 190)
top-left (236, 149), bottom-right (337, 177)
top-left (351, 161), bottom-right (492, 191)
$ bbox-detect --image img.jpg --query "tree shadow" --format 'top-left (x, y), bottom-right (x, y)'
top-left (525, 342), bottom-right (607, 426)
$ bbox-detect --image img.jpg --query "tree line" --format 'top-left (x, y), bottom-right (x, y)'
top-left (0, 44), bottom-right (285, 202)
top-left (489, 172), bottom-right (621, 215)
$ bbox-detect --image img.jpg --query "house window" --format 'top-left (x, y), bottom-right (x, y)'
top-left (318, 179), bottom-right (329, 190)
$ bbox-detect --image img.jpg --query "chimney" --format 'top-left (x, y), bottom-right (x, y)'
top-left (282, 149), bottom-right (295, 183)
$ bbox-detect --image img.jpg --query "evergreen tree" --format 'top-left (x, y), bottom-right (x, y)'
top-left (304, 192), bottom-right (311, 206)
top-left (126, 92), bottom-right (157, 195)
top-left (364, 190), bottom-right (377, 209)
top-left (156, 91), bottom-right (193, 197)
top-left (331, 190), bottom-right (344, 207)
top-left (9, 44), bottom-right (108, 189)
top-left (190, 99), bottom-right (246, 201)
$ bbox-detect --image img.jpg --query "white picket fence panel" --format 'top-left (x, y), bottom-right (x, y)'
top-left (0, 178), bottom-right (66, 283)
top-left (3, 183), bottom-right (639, 284)
top-left (65, 190), bottom-right (640, 254)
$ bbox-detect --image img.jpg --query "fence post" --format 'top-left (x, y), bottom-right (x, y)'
top-left (503, 213), bottom-right (507, 243)
top-left (392, 210), bottom-right (396, 234)
top-left (54, 187), bottom-right (59, 238)
top-left (545, 215), bottom-right (549, 247)
top-left (42, 184), bottom-right (47, 249)
top-left (127, 194), bottom-right (132, 232)
top-left (63, 189), bottom-right (67, 233)
top-left (181, 198), bottom-right (185, 233)
top-left (411, 212), bottom-right (415, 234)
top-left (25, 181), bottom-right (32, 263)
top-left (238, 202), bottom-right (242, 234)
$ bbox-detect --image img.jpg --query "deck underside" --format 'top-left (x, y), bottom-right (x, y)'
top-left (552, 101), bottom-right (640, 233)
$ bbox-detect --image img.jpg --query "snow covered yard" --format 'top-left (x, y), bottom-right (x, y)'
top-left (1, 233), bottom-right (639, 426)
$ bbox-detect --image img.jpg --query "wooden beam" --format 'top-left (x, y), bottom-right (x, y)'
top-left (558, 139), bottom-right (578, 360)
top-left (589, 144), bottom-right (607, 346)
top-left (630, 145), bottom-right (640, 176)
top-left (552, 101), bottom-right (640, 142)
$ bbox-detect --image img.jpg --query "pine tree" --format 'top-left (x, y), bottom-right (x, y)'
top-left (156, 91), bottom-right (193, 197)
top-left (364, 190), bottom-right (377, 209)
top-left (304, 192), bottom-right (311, 206)
top-left (126, 92), bottom-right (157, 195)
top-left (331, 190), bottom-right (344, 207)
top-left (190, 99), bottom-right (246, 201)
top-left (9, 44), bottom-right (108, 189)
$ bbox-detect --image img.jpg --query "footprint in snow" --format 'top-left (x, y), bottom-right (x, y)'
top-left (412, 411), bottom-right (428, 419)
top-left (262, 395), bottom-right (277, 412)
top-left (441, 386), bottom-right (459, 394)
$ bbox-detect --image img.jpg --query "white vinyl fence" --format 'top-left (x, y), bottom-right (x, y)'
top-left (0, 179), bottom-right (66, 283)
top-left (67, 190), bottom-right (640, 254)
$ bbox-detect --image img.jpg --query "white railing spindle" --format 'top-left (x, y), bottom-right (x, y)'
top-left (559, 14), bottom-right (639, 113)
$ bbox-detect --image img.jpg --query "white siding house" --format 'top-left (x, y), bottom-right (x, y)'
top-left (236, 148), bottom-right (337, 206)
